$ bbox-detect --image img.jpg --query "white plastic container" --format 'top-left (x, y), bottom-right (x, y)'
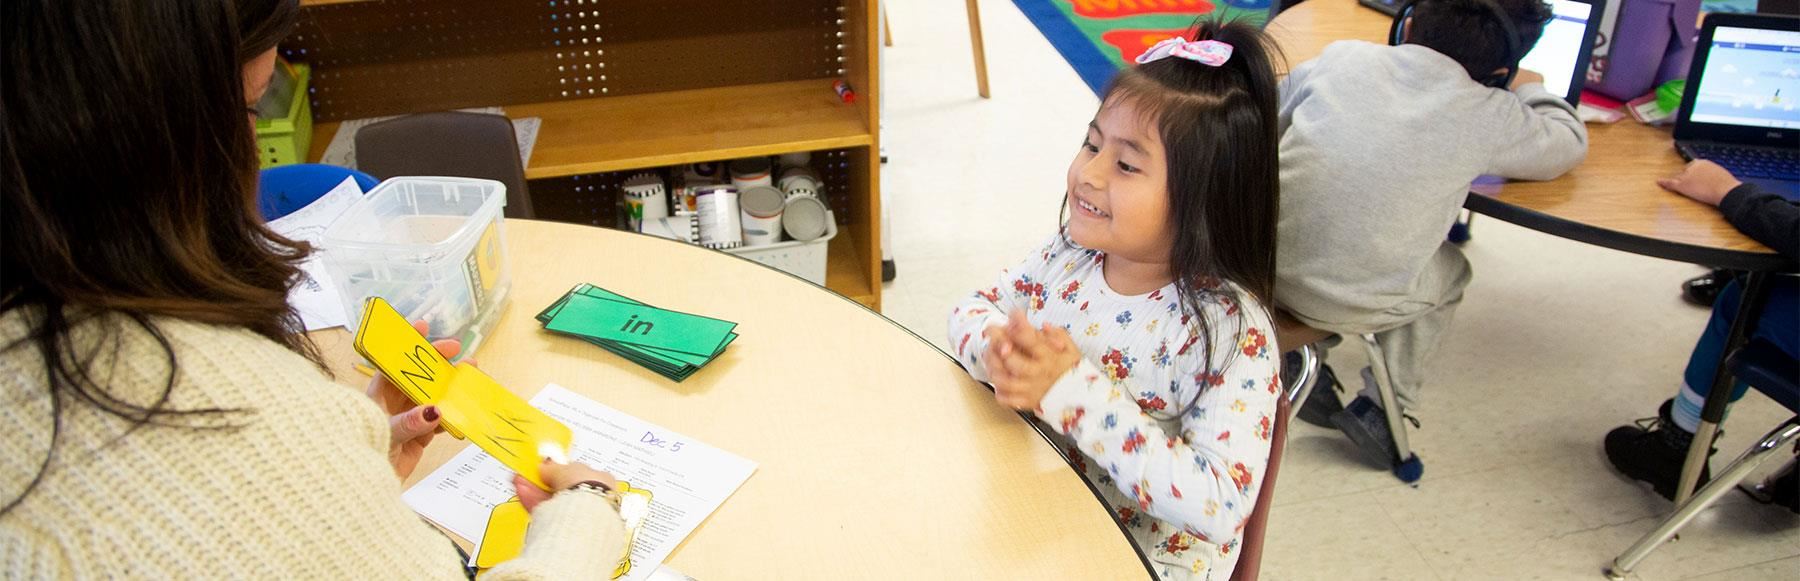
top-left (320, 177), bottom-right (511, 357)
top-left (723, 211), bottom-right (838, 285)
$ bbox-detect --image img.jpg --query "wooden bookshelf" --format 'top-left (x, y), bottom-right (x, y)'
top-left (306, 80), bottom-right (872, 180)
top-left (289, 0), bottom-right (883, 309)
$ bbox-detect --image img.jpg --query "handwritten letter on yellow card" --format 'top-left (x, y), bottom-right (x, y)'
top-left (353, 297), bottom-right (572, 488)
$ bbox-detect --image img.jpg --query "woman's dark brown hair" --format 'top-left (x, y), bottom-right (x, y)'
top-left (2, 0), bottom-right (304, 513)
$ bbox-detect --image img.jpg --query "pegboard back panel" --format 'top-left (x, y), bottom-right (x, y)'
top-left (287, 0), bottom-right (847, 121)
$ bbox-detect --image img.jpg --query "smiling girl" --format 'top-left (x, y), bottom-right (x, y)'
top-left (946, 20), bottom-right (1283, 580)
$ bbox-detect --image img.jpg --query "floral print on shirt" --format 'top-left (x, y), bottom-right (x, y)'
top-left (948, 233), bottom-right (1280, 581)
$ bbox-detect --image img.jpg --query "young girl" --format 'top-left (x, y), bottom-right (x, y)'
top-left (947, 20), bottom-right (1283, 580)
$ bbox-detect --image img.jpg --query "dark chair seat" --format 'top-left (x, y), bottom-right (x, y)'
top-left (1728, 338), bottom-right (1799, 413)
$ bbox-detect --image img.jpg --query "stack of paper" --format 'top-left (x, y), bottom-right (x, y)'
top-left (537, 284), bottom-right (737, 382)
top-left (404, 385), bottom-right (758, 581)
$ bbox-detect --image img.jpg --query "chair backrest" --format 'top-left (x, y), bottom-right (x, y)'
top-left (257, 163), bottom-right (379, 221)
top-left (1230, 395), bottom-right (1290, 581)
top-left (354, 111), bottom-right (533, 218)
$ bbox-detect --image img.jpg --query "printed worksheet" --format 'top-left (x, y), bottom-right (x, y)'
top-left (266, 177), bottom-right (361, 331)
top-left (404, 384), bottom-right (757, 580)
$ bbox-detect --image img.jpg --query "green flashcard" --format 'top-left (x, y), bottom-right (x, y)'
top-left (540, 286), bottom-right (736, 366)
top-left (537, 284), bottom-right (737, 381)
top-left (546, 293), bottom-right (737, 358)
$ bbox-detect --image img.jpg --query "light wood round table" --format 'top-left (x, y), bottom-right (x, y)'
top-left (309, 220), bottom-right (1149, 578)
top-left (1268, 0), bottom-right (1791, 272)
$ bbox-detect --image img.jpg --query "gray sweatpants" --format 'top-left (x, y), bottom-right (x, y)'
top-left (1280, 242), bottom-right (1472, 412)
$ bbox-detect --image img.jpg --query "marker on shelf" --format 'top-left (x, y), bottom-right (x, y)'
top-left (833, 79), bottom-right (856, 104)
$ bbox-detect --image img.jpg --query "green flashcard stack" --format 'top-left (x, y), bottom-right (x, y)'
top-left (537, 284), bottom-right (737, 381)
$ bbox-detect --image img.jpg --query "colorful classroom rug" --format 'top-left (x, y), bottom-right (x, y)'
top-left (1009, 0), bottom-right (1275, 95)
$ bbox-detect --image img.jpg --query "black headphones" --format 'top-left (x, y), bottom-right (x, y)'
top-left (1389, 0), bottom-right (1524, 89)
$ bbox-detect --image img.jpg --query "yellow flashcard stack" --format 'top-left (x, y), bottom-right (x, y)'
top-left (353, 297), bottom-right (572, 488)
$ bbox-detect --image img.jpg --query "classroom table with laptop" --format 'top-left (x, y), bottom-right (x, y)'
top-left (1271, 0), bottom-right (1797, 577)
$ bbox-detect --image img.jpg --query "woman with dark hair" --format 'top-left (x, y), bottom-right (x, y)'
top-left (1, 1), bottom-right (624, 576)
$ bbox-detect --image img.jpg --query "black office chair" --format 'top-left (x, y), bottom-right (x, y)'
top-left (356, 111), bottom-right (534, 219)
top-left (1606, 338), bottom-right (1799, 579)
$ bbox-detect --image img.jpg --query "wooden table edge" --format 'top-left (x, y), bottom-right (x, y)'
top-left (1464, 193), bottom-right (1796, 272)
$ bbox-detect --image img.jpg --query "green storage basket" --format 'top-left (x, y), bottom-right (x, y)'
top-left (255, 63), bottom-right (312, 168)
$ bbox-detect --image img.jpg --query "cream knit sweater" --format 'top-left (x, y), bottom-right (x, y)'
top-left (0, 310), bottom-right (624, 579)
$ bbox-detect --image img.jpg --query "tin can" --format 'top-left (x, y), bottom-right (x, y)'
top-left (694, 185), bottom-right (743, 249)
top-left (739, 185), bottom-right (786, 247)
top-left (728, 157), bottom-right (773, 190)
top-left (782, 194), bottom-right (830, 242)
top-left (621, 173), bottom-right (667, 231)
top-left (777, 151), bottom-right (811, 169)
top-left (640, 211), bottom-right (699, 244)
top-left (778, 167), bottom-right (822, 200)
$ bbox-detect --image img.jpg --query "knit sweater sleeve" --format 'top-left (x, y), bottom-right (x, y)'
top-left (263, 370), bottom-right (628, 579)
top-left (483, 492), bottom-right (627, 580)
top-left (1484, 82), bottom-right (1589, 181)
top-left (0, 314), bottom-right (624, 578)
top-left (1031, 309), bottom-right (1280, 546)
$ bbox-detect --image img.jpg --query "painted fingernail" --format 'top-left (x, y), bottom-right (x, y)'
top-left (423, 406), bottom-right (439, 422)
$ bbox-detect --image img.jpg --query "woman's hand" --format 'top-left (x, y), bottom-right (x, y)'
top-left (512, 459), bottom-right (619, 512)
top-left (985, 311), bottom-right (1081, 411)
top-left (365, 320), bottom-right (458, 480)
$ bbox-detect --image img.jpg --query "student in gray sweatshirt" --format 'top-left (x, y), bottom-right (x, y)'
top-left (1274, 0), bottom-right (1588, 470)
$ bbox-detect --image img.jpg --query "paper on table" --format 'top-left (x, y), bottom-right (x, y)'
top-left (318, 107), bottom-right (541, 169)
top-left (404, 384), bottom-right (757, 580)
top-left (266, 177), bottom-right (362, 331)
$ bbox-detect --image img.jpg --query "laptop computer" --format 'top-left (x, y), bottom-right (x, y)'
top-left (1359, 0), bottom-right (1605, 105)
top-left (1674, 13), bottom-right (1800, 200)
top-left (1359, 0), bottom-right (1406, 16)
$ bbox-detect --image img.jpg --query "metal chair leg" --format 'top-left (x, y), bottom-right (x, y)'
top-left (1739, 457), bottom-right (1797, 503)
top-left (1606, 416), bottom-right (1800, 580)
top-left (1285, 344), bottom-right (1322, 424)
top-left (1361, 333), bottom-right (1422, 483)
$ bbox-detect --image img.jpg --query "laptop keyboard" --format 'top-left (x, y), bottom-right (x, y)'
top-left (1685, 144), bottom-right (1800, 181)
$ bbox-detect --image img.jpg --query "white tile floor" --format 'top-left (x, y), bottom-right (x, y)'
top-left (874, 2), bottom-right (1799, 579)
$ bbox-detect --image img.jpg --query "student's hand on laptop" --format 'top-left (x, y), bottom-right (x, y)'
top-left (1509, 69), bottom-right (1545, 90)
top-left (1658, 160), bottom-right (1743, 207)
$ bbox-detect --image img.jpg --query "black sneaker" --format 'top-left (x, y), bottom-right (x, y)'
top-left (1603, 399), bottom-right (1713, 501)
top-left (1681, 269), bottom-right (1737, 307)
top-left (1294, 363), bottom-right (1344, 428)
top-left (1331, 395), bottom-right (1400, 469)
top-left (1773, 464), bottom-right (1798, 514)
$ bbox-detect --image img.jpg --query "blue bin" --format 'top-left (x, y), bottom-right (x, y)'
top-left (258, 164), bottom-right (379, 221)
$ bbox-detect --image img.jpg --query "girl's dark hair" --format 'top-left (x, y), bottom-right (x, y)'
top-left (1095, 18), bottom-right (1282, 418)
top-left (1, 0), bottom-right (305, 514)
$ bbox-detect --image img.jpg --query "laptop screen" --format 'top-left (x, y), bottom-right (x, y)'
top-left (1516, 0), bottom-right (1595, 100)
top-left (1687, 26), bottom-right (1800, 130)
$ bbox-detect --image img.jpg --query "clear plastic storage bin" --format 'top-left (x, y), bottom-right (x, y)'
top-left (321, 177), bottom-right (510, 357)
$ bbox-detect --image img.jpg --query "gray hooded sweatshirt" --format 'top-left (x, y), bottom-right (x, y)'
top-left (1274, 40), bottom-right (1589, 313)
